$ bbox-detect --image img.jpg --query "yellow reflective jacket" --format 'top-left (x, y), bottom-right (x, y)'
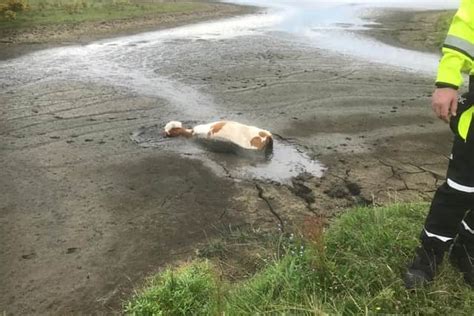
top-left (436, 0), bottom-right (474, 89)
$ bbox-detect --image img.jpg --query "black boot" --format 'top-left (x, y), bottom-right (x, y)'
top-left (404, 246), bottom-right (444, 289)
top-left (449, 243), bottom-right (474, 288)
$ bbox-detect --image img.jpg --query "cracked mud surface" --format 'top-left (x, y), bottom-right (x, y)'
top-left (0, 15), bottom-right (454, 315)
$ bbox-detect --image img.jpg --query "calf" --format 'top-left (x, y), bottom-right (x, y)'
top-left (164, 120), bottom-right (273, 152)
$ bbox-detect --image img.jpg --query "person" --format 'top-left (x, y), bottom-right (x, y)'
top-left (403, 0), bottom-right (474, 289)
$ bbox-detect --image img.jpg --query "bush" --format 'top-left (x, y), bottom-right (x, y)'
top-left (80, 0), bottom-right (89, 10)
top-left (1, 0), bottom-right (29, 19)
top-left (3, 9), bottom-right (15, 20)
top-left (5, 0), bottom-right (29, 12)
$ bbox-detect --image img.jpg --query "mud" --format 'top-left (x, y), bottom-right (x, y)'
top-left (0, 7), bottom-right (456, 315)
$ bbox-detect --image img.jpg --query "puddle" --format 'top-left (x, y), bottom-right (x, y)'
top-left (131, 125), bottom-right (325, 184)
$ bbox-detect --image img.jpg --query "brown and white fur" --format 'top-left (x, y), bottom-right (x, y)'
top-left (164, 120), bottom-right (273, 151)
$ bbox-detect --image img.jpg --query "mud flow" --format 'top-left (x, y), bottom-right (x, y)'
top-left (131, 124), bottom-right (325, 184)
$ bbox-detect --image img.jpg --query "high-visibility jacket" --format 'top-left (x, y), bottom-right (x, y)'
top-left (436, 0), bottom-right (474, 90)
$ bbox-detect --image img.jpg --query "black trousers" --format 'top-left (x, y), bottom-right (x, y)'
top-left (422, 134), bottom-right (474, 255)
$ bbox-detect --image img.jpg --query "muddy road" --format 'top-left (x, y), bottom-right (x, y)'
top-left (0, 0), bottom-right (459, 314)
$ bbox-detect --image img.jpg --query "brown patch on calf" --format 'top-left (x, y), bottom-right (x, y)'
top-left (251, 132), bottom-right (273, 150)
top-left (168, 127), bottom-right (193, 138)
top-left (210, 122), bottom-right (226, 135)
top-left (250, 136), bottom-right (265, 150)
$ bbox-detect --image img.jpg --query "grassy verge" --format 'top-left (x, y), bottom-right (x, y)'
top-left (125, 203), bottom-right (474, 315)
top-left (0, 0), bottom-right (217, 30)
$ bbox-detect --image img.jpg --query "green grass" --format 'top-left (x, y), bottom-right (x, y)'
top-left (0, 0), bottom-right (213, 30)
top-left (125, 261), bottom-right (221, 315)
top-left (125, 203), bottom-right (474, 315)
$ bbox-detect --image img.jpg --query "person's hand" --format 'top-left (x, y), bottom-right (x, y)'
top-left (432, 88), bottom-right (458, 123)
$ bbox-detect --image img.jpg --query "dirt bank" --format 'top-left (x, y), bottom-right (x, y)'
top-left (363, 9), bottom-right (455, 53)
top-left (0, 8), bottom-right (455, 315)
top-left (0, 1), bottom-right (255, 61)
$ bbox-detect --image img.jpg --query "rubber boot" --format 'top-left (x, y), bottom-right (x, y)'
top-left (450, 243), bottom-right (474, 288)
top-left (403, 246), bottom-right (444, 289)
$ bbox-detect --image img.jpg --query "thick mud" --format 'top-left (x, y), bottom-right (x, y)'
top-left (0, 4), bottom-right (456, 315)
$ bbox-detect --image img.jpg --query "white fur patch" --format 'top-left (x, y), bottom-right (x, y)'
top-left (193, 121), bottom-right (272, 150)
top-left (164, 121), bottom-right (182, 133)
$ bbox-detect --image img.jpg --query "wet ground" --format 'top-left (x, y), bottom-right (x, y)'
top-left (0, 0), bottom-right (461, 314)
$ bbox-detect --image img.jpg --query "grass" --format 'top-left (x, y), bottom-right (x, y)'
top-left (125, 203), bottom-right (474, 315)
top-left (124, 261), bottom-right (220, 315)
top-left (0, 0), bottom-right (214, 30)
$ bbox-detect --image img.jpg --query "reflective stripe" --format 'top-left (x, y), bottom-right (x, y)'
top-left (424, 228), bottom-right (454, 243)
top-left (457, 106), bottom-right (474, 141)
top-left (462, 220), bottom-right (474, 234)
top-left (444, 35), bottom-right (474, 60)
top-left (447, 178), bottom-right (474, 193)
